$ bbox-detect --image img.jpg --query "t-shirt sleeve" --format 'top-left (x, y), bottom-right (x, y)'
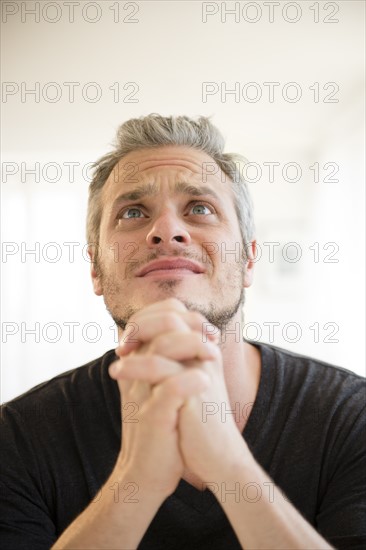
top-left (0, 404), bottom-right (57, 550)
top-left (315, 394), bottom-right (366, 550)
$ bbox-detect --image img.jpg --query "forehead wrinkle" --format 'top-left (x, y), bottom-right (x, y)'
top-left (111, 180), bottom-right (221, 212)
top-left (174, 181), bottom-right (220, 200)
top-left (123, 150), bottom-right (214, 174)
top-left (117, 182), bottom-right (157, 201)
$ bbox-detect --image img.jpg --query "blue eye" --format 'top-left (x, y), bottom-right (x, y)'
top-left (190, 204), bottom-right (212, 215)
top-left (121, 207), bottom-right (145, 219)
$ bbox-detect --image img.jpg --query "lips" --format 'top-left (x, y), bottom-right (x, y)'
top-left (136, 258), bottom-right (205, 277)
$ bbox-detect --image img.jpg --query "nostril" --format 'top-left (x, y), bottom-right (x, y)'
top-left (148, 234), bottom-right (188, 245)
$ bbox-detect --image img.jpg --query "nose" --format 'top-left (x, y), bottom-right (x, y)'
top-left (146, 209), bottom-right (191, 247)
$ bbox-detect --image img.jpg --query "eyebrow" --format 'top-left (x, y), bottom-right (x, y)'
top-left (111, 181), bottom-right (221, 211)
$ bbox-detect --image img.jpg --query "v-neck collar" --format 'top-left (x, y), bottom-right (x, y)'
top-left (173, 478), bottom-right (217, 514)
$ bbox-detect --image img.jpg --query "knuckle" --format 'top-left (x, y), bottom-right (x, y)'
top-left (163, 312), bottom-right (183, 332)
top-left (150, 333), bottom-right (169, 353)
top-left (146, 355), bottom-right (163, 376)
top-left (192, 331), bottom-right (205, 346)
top-left (189, 311), bottom-right (207, 324)
top-left (163, 298), bottom-right (186, 310)
top-left (163, 311), bottom-right (179, 331)
top-left (162, 376), bottom-right (182, 396)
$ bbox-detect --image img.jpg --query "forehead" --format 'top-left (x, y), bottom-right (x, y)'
top-left (102, 145), bottom-right (234, 201)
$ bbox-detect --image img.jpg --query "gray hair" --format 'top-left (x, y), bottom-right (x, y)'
top-left (87, 114), bottom-right (255, 253)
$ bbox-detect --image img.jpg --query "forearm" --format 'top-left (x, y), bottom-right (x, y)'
top-left (51, 462), bottom-right (166, 550)
top-left (214, 456), bottom-right (334, 550)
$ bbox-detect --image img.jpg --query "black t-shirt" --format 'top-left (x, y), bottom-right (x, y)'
top-left (1, 342), bottom-right (365, 550)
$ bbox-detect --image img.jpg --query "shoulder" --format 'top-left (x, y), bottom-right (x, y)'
top-left (257, 340), bottom-right (365, 387)
top-left (253, 341), bottom-right (365, 423)
top-left (1, 349), bottom-right (118, 427)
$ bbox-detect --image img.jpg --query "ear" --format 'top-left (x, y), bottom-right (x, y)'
top-left (88, 244), bottom-right (103, 296)
top-left (243, 240), bottom-right (256, 288)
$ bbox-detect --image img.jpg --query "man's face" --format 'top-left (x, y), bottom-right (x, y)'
top-left (91, 145), bottom-right (255, 330)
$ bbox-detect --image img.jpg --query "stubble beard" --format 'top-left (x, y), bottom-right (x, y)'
top-left (97, 246), bottom-right (246, 332)
top-left (100, 271), bottom-right (246, 334)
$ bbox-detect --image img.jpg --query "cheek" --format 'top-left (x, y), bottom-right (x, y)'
top-left (201, 232), bottom-right (243, 268)
top-left (99, 235), bottom-right (140, 267)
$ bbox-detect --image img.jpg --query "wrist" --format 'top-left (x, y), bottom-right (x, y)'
top-left (113, 457), bottom-right (178, 502)
top-left (208, 439), bottom-right (255, 485)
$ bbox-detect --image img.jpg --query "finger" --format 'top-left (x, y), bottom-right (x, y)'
top-left (139, 298), bottom-right (187, 314)
top-left (150, 332), bottom-right (221, 363)
top-left (116, 311), bottom-right (220, 356)
top-left (109, 359), bottom-right (133, 389)
top-left (110, 354), bottom-right (184, 384)
top-left (109, 360), bottom-right (152, 402)
top-left (117, 311), bottom-right (191, 356)
top-left (125, 368), bottom-right (210, 434)
top-left (153, 368), bottom-right (211, 404)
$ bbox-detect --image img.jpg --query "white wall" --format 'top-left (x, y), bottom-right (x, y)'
top-left (1, 1), bottom-right (365, 402)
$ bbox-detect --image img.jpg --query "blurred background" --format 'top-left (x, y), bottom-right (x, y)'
top-left (1, 0), bottom-right (365, 402)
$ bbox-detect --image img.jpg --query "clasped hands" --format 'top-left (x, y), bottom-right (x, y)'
top-left (109, 298), bottom-right (248, 497)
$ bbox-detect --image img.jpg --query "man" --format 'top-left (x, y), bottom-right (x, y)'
top-left (1, 115), bottom-right (365, 549)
